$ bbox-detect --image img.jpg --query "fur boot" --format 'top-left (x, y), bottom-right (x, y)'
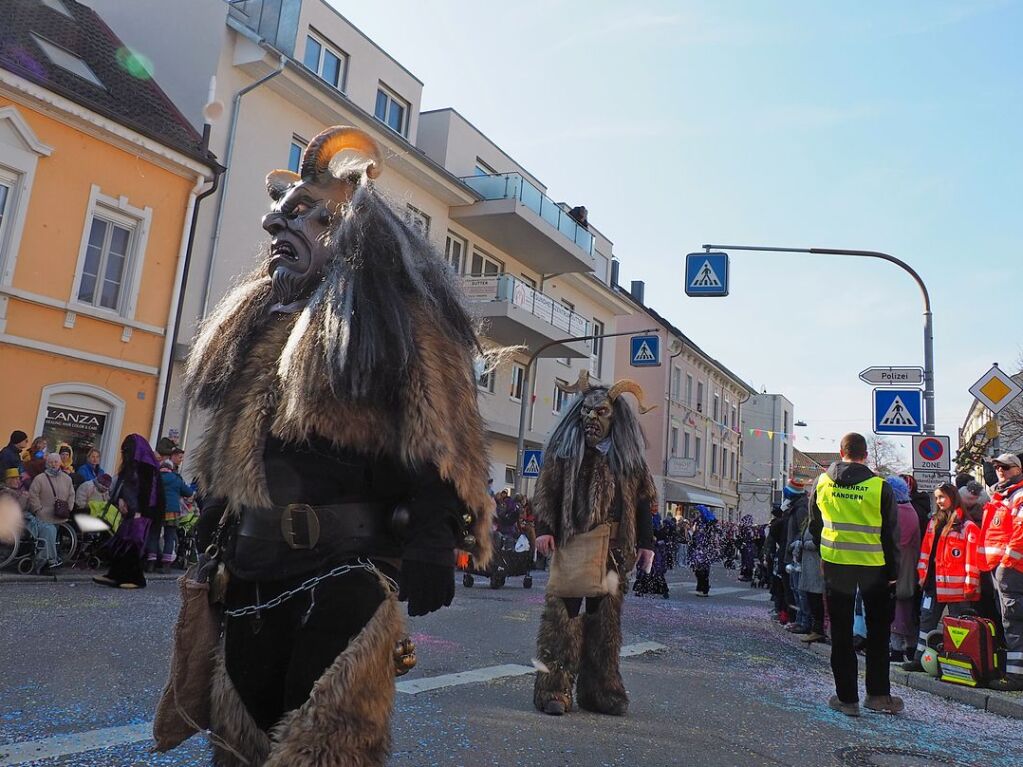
top-left (576, 583), bottom-right (628, 716)
top-left (211, 593), bottom-right (404, 766)
top-left (533, 595), bottom-right (582, 713)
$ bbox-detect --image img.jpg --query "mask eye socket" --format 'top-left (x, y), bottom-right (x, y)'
top-left (286, 201), bottom-right (312, 219)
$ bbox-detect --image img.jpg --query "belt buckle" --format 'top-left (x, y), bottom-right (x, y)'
top-left (281, 503), bottom-right (321, 550)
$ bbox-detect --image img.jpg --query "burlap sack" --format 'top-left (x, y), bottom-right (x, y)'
top-left (153, 566), bottom-right (220, 751)
top-left (547, 523), bottom-right (611, 598)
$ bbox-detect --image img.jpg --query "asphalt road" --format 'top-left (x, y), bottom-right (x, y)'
top-left (1, 565), bottom-right (1020, 767)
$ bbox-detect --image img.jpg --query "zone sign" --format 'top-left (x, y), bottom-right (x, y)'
top-left (912, 435), bottom-right (951, 472)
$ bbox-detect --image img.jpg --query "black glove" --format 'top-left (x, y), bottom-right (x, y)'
top-left (399, 560), bottom-right (455, 617)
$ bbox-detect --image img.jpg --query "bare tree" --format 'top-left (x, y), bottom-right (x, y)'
top-left (866, 435), bottom-right (903, 476)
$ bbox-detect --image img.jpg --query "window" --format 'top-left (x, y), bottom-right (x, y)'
top-left (695, 437), bottom-right (702, 468)
top-left (553, 380), bottom-right (570, 414)
top-left (683, 432), bottom-right (691, 459)
top-left (470, 248), bottom-right (503, 276)
top-left (406, 205), bottom-right (430, 237)
top-left (444, 232), bottom-right (466, 274)
top-left (32, 34), bottom-right (104, 88)
top-left (731, 405), bottom-right (738, 430)
top-left (504, 466), bottom-right (516, 486)
top-left (723, 447), bottom-right (729, 478)
top-left (686, 374), bottom-right (693, 406)
top-left (477, 367), bottom-right (495, 393)
top-left (77, 216), bottom-right (133, 311)
top-left (671, 367), bottom-right (681, 401)
top-left (287, 137), bottom-right (305, 173)
top-left (590, 319), bottom-right (604, 378)
top-left (0, 172), bottom-right (12, 247)
top-left (474, 158), bottom-right (497, 176)
top-left (713, 393), bottom-right (720, 423)
top-left (670, 426), bottom-right (679, 457)
top-left (510, 363), bottom-right (526, 401)
top-left (374, 85), bottom-right (409, 136)
top-left (696, 381), bottom-right (704, 413)
top-left (303, 32), bottom-right (347, 90)
top-left (711, 444), bottom-right (718, 475)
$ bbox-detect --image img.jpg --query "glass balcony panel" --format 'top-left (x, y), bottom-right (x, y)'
top-left (518, 178), bottom-right (544, 215)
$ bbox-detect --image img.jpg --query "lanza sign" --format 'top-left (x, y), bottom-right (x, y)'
top-left (44, 406), bottom-right (106, 435)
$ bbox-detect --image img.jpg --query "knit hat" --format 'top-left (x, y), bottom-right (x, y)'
top-left (155, 436), bottom-right (178, 456)
top-left (4, 467), bottom-right (19, 480)
top-left (95, 473), bottom-right (112, 490)
top-left (9, 430), bottom-right (27, 445)
top-left (885, 475), bottom-right (911, 504)
top-left (784, 477), bottom-right (807, 494)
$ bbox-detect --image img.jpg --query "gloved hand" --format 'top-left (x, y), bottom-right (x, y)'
top-left (399, 560), bottom-right (455, 617)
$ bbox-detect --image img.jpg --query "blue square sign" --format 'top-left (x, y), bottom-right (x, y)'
top-left (630, 335), bottom-right (660, 367)
top-left (522, 450), bottom-right (543, 478)
top-left (685, 252), bottom-right (729, 297)
top-left (872, 388), bottom-right (923, 435)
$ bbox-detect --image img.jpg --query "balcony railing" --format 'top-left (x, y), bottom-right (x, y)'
top-left (461, 273), bottom-right (589, 339)
top-left (459, 173), bottom-right (595, 256)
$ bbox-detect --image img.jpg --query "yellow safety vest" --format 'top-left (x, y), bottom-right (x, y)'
top-left (816, 474), bottom-right (885, 566)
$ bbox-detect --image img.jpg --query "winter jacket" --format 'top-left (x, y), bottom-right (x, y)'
top-left (917, 508), bottom-right (981, 602)
top-left (797, 527), bottom-right (824, 594)
top-left (895, 501), bottom-right (922, 600)
top-left (783, 494), bottom-right (809, 564)
top-left (980, 477), bottom-right (1023, 573)
top-left (909, 490), bottom-right (932, 537)
top-left (27, 470), bottom-right (75, 524)
top-left (808, 461), bottom-right (901, 582)
top-left (75, 480), bottom-right (109, 511)
top-left (159, 468), bottom-right (194, 526)
top-left (0, 443), bottom-right (23, 474)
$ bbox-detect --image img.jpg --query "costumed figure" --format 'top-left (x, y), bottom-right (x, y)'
top-left (687, 505), bottom-right (720, 596)
top-left (737, 514), bottom-right (756, 581)
top-left (633, 512), bottom-right (670, 598)
top-left (153, 127), bottom-right (492, 766)
top-left (532, 370), bottom-right (657, 717)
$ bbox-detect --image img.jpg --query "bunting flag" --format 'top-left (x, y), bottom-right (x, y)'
top-left (746, 428), bottom-right (801, 441)
top-left (767, 430), bottom-right (774, 440)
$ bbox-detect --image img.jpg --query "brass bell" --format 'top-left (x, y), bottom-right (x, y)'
top-left (462, 534), bottom-right (476, 548)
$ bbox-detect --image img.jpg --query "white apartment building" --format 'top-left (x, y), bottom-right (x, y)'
top-left (88, 0), bottom-right (636, 486)
top-left (613, 290), bottom-right (755, 523)
top-left (739, 393), bottom-right (795, 522)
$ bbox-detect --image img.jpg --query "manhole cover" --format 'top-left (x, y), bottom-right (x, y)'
top-left (836, 746), bottom-right (968, 767)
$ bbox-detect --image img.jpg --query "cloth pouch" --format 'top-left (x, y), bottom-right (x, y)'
top-left (547, 523), bottom-right (611, 598)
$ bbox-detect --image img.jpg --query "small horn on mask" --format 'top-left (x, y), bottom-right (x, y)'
top-left (558, 369), bottom-right (592, 394)
top-left (266, 169), bottom-right (300, 201)
top-left (300, 126), bottom-right (383, 182)
top-left (608, 379), bottom-right (657, 414)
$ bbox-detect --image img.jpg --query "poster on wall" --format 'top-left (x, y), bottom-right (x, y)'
top-left (43, 406), bottom-right (106, 464)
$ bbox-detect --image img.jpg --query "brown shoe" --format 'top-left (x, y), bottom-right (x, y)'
top-left (543, 700), bottom-right (566, 716)
top-left (828, 695), bottom-right (860, 717)
top-left (864, 694), bottom-right (904, 714)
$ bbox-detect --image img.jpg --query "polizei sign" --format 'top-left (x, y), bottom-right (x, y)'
top-left (44, 406), bottom-right (106, 435)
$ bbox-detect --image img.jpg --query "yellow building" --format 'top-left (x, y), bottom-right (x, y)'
top-left (0, 0), bottom-right (215, 463)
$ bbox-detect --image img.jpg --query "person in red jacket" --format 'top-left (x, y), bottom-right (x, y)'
top-left (903, 483), bottom-right (980, 671)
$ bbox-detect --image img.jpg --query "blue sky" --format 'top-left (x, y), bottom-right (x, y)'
top-left (337, 0), bottom-right (1022, 465)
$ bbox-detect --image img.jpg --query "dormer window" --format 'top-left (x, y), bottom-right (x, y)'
top-left (302, 31), bottom-right (347, 91)
top-left (374, 84), bottom-right (408, 137)
top-left (31, 34), bottom-right (104, 88)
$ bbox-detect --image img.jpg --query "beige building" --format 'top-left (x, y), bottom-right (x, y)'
top-left (89, 0), bottom-right (636, 486)
top-left (958, 370), bottom-right (1023, 476)
top-left (612, 287), bottom-right (755, 522)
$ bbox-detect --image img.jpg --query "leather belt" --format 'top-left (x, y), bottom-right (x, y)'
top-left (238, 502), bottom-right (390, 551)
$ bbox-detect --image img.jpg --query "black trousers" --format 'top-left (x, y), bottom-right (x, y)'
top-left (824, 564), bottom-right (892, 703)
top-left (807, 592), bottom-right (825, 634)
top-left (694, 567), bottom-right (710, 594)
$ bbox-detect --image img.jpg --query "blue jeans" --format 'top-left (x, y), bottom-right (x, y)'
top-left (25, 515), bottom-right (58, 566)
top-left (790, 571), bottom-right (810, 629)
top-left (145, 523), bottom-right (178, 563)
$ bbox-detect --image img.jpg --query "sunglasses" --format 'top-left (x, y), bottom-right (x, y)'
top-left (994, 464), bottom-right (1014, 471)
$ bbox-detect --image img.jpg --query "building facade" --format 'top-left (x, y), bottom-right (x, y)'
top-left (958, 370), bottom-right (1023, 477)
top-left (738, 393), bottom-right (795, 522)
top-left (0, 0), bottom-right (213, 463)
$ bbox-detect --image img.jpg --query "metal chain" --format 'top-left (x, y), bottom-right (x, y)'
top-left (224, 558), bottom-right (395, 618)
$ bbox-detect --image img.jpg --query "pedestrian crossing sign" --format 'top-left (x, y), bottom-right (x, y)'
top-left (522, 449), bottom-right (543, 478)
top-left (685, 252), bottom-right (730, 297)
top-left (630, 334), bottom-right (660, 367)
top-left (872, 388), bottom-right (923, 435)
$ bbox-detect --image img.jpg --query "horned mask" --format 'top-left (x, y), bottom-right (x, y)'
top-left (558, 370), bottom-right (656, 447)
top-left (261, 126), bottom-right (384, 311)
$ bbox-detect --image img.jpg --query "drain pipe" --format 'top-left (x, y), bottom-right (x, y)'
top-left (179, 55), bottom-right (286, 446)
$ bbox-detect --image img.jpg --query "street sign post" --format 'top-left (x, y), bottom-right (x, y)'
top-left (667, 457), bottom-right (698, 478)
top-left (969, 363), bottom-right (1023, 415)
top-left (522, 449), bottom-right (543, 478)
top-left (914, 470), bottom-right (948, 492)
top-left (859, 366), bottom-right (924, 386)
top-left (685, 252), bottom-right (729, 297)
top-left (630, 334), bottom-right (661, 367)
top-left (873, 388), bottom-right (923, 435)
top-left (912, 435), bottom-right (950, 472)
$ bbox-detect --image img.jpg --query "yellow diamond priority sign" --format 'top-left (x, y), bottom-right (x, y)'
top-left (969, 364), bottom-right (1023, 415)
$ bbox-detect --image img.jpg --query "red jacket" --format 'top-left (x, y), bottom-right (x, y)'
top-left (917, 508), bottom-right (981, 603)
top-left (980, 478), bottom-right (1023, 573)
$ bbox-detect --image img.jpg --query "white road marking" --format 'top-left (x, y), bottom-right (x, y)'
top-left (739, 591), bottom-right (772, 602)
top-left (0, 643), bottom-right (668, 763)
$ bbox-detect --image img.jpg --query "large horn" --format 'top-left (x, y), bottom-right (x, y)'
top-left (266, 169), bottom-right (300, 201)
top-left (558, 369), bottom-right (592, 394)
top-left (300, 126), bottom-right (383, 182)
top-left (608, 379), bottom-right (657, 414)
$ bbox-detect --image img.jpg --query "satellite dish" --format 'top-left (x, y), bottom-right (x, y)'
top-left (202, 100), bottom-right (224, 124)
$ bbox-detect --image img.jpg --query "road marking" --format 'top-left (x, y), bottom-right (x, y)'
top-left (0, 643), bottom-right (667, 763)
top-left (0, 722), bottom-right (152, 766)
top-left (739, 591), bottom-right (772, 602)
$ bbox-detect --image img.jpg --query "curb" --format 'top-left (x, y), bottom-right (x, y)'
top-left (799, 631), bottom-right (1023, 720)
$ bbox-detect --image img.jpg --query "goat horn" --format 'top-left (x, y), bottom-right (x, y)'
top-left (266, 169), bottom-right (300, 201)
top-left (558, 369), bottom-right (592, 394)
top-left (300, 126), bottom-right (383, 182)
top-left (608, 379), bottom-right (657, 414)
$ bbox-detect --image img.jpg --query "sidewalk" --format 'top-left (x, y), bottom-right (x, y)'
top-left (0, 568), bottom-right (180, 585)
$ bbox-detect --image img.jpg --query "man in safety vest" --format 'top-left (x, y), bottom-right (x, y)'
top-left (981, 452), bottom-right (1023, 691)
top-left (808, 432), bottom-right (903, 716)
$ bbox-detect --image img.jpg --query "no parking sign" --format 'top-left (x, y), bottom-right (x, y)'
top-left (912, 435), bottom-right (950, 472)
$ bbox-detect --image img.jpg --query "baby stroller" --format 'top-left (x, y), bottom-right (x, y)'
top-left (174, 502), bottom-right (201, 570)
top-left (460, 531), bottom-right (533, 589)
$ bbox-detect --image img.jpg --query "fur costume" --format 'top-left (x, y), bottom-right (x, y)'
top-left (532, 373), bottom-right (656, 716)
top-left (160, 127), bottom-right (492, 766)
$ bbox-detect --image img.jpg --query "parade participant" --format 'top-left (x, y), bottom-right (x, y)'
top-left (156, 127), bottom-right (492, 765)
top-left (688, 505), bottom-right (720, 597)
top-left (532, 370), bottom-right (656, 717)
top-left (980, 453), bottom-right (1023, 691)
top-left (808, 432), bottom-right (903, 716)
top-left (738, 514), bottom-right (756, 581)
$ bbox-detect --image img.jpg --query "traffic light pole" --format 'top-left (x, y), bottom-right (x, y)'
top-left (701, 244), bottom-right (935, 435)
top-left (513, 327), bottom-right (658, 493)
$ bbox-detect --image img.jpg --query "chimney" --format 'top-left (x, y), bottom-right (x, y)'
top-left (630, 280), bottom-right (645, 305)
top-left (610, 259), bottom-right (620, 287)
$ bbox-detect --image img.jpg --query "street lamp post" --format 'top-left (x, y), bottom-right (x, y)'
top-left (513, 327), bottom-right (659, 494)
top-left (702, 244), bottom-right (935, 436)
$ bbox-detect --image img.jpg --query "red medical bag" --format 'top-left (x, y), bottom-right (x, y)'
top-left (937, 614), bottom-right (1001, 687)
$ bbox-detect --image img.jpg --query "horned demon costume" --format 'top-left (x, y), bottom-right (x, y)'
top-left (532, 371), bottom-right (657, 717)
top-left (154, 127), bottom-right (492, 766)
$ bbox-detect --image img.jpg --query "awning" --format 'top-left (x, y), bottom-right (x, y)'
top-left (663, 480), bottom-right (727, 508)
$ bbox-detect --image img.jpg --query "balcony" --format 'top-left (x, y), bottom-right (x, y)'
top-left (462, 274), bottom-right (591, 358)
top-left (452, 173), bottom-right (596, 275)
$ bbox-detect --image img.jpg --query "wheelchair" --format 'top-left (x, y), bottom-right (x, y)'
top-left (0, 527), bottom-right (48, 574)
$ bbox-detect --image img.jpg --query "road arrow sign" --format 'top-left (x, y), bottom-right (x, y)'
top-left (912, 435), bottom-right (950, 472)
top-left (685, 252), bottom-right (729, 297)
top-left (522, 449), bottom-right (543, 478)
top-left (859, 366), bottom-right (924, 386)
top-left (969, 363), bottom-right (1023, 415)
top-left (873, 388), bottom-right (923, 435)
